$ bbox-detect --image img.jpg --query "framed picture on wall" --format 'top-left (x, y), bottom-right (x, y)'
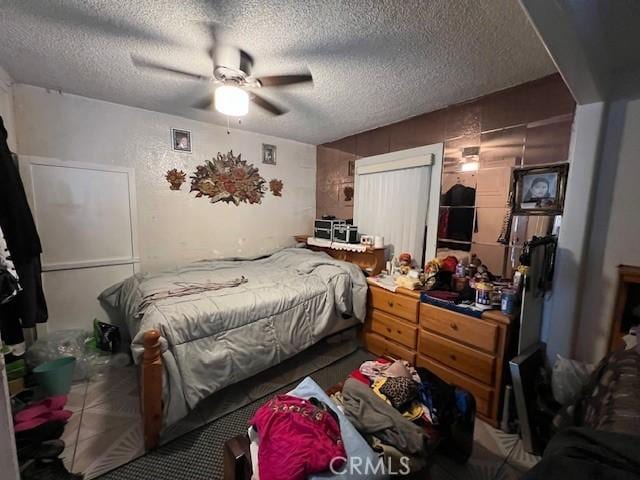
top-left (262, 143), bottom-right (276, 165)
top-left (171, 128), bottom-right (192, 153)
top-left (512, 163), bottom-right (569, 215)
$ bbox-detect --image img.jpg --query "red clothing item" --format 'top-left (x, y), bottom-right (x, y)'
top-left (250, 395), bottom-right (346, 480)
top-left (348, 369), bottom-right (371, 386)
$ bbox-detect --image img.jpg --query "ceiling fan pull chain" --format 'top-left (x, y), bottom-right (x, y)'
top-left (227, 116), bottom-right (230, 135)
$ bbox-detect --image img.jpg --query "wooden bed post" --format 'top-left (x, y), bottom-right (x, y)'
top-left (142, 329), bottom-right (162, 450)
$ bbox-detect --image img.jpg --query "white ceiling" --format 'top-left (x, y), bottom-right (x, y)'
top-left (0, 0), bottom-right (555, 144)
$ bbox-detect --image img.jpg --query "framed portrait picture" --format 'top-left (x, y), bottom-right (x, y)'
top-left (172, 128), bottom-right (191, 153)
top-left (512, 164), bottom-right (569, 215)
top-left (262, 143), bottom-right (276, 165)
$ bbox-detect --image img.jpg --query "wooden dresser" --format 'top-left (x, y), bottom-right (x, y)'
top-left (362, 284), bottom-right (422, 364)
top-left (417, 304), bottom-right (513, 426)
top-left (362, 280), bottom-right (514, 427)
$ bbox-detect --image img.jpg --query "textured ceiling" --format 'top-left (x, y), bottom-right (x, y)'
top-left (0, 0), bottom-right (555, 144)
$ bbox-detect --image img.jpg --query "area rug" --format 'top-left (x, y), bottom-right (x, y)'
top-left (99, 347), bottom-right (374, 479)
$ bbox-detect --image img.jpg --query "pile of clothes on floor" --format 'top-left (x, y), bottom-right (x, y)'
top-left (11, 393), bottom-right (80, 479)
top-left (248, 357), bottom-right (475, 480)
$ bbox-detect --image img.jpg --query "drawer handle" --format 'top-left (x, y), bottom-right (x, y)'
top-left (386, 327), bottom-right (392, 334)
top-left (387, 301), bottom-right (394, 307)
top-left (450, 322), bottom-right (458, 330)
top-left (450, 354), bottom-right (457, 361)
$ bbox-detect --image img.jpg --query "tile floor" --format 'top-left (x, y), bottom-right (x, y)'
top-left (432, 419), bottom-right (540, 480)
top-left (61, 365), bottom-right (540, 480)
top-left (61, 365), bottom-right (144, 479)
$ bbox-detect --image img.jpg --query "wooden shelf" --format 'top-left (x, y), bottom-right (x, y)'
top-left (295, 236), bottom-right (386, 275)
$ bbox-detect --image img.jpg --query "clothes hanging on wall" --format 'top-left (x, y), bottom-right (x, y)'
top-left (0, 224), bottom-right (21, 304)
top-left (439, 183), bottom-right (476, 251)
top-left (0, 115), bottom-right (48, 333)
top-left (497, 190), bottom-right (514, 245)
top-left (0, 117), bottom-right (42, 264)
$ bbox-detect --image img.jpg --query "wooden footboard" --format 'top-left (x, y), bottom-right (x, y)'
top-left (142, 329), bottom-right (163, 450)
top-left (223, 435), bottom-right (252, 480)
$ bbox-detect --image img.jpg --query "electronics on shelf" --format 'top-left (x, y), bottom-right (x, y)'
top-left (333, 223), bottom-right (358, 243)
top-left (314, 218), bottom-right (345, 241)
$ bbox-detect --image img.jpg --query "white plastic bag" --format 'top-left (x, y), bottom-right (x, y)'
top-left (551, 354), bottom-right (595, 406)
top-left (26, 329), bottom-right (129, 381)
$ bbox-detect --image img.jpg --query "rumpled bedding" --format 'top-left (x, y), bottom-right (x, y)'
top-left (99, 247), bottom-right (367, 427)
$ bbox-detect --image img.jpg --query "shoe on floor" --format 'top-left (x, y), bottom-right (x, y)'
top-left (18, 439), bottom-right (65, 462)
top-left (21, 458), bottom-right (83, 480)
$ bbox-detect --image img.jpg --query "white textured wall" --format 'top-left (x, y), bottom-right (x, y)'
top-left (543, 102), bottom-right (605, 362)
top-left (575, 97), bottom-right (640, 362)
top-left (12, 84), bottom-right (316, 272)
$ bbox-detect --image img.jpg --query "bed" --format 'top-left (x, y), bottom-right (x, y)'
top-left (99, 247), bottom-right (368, 449)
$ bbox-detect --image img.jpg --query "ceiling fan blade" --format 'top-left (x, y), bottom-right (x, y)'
top-left (256, 74), bottom-right (313, 87)
top-left (196, 20), bottom-right (220, 56)
top-left (192, 96), bottom-right (214, 110)
top-left (250, 92), bottom-right (288, 116)
top-left (131, 55), bottom-right (211, 82)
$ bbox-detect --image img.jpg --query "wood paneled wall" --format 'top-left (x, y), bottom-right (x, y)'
top-left (316, 74), bottom-right (575, 220)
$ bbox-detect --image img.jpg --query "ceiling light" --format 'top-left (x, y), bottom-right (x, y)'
top-left (215, 85), bottom-right (249, 117)
top-left (461, 161), bottom-right (479, 172)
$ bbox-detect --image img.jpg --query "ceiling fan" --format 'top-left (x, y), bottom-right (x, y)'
top-left (131, 31), bottom-right (313, 117)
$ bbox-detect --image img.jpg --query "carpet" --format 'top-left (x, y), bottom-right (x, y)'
top-left (99, 348), bottom-right (374, 479)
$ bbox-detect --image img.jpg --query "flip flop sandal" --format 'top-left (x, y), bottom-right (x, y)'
top-left (14, 410), bottom-right (73, 433)
top-left (14, 405), bottom-right (50, 424)
top-left (14, 396), bottom-right (68, 423)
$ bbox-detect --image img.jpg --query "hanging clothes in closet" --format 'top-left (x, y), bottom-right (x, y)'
top-left (0, 115), bottom-right (48, 353)
top-left (0, 224), bottom-right (20, 304)
top-left (439, 182), bottom-right (476, 252)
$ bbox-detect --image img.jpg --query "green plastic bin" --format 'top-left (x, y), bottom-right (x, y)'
top-left (33, 357), bottom-right (76, 396)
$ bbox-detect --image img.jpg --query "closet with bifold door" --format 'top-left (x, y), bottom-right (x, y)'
top-left (18, 156), bottom-right (139, 335)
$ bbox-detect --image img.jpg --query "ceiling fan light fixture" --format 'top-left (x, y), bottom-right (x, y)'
top-left (215, 85), bottom-right (249, 117)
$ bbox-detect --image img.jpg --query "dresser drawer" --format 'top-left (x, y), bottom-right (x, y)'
top-left (369, 309), bottom-right (418, 349)
top-left (363, 331), bottom-right (416, 364)
top-left (416, 354), bottom-right (492, 418)
top-left (370, 287), bottom-right (419, 323)
top-left (420, 303), bottom-right (498, 353)
top-left (419, 331), bottom-right (495, 384)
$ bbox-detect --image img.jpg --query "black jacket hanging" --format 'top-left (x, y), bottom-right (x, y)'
top-left (0, 116), bottom-right (42, 263)
top-left (0, 115), bottom-right (48, 328)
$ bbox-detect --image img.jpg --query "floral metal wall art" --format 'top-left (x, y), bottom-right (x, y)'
top-left (166, 168), bottom-right (186, 190)
top-left (190, 150), bottom-right (266, 205)
top-left (269, 178), bottom-right (284, 197)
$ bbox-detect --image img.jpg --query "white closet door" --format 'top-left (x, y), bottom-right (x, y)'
top-left (354, 166), bottom-right (431, 261)
top-left (353, 144), bottom-right (443, 264)
top-left (19, 156), bottom-right (138, 332)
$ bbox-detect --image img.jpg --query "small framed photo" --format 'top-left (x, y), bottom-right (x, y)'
top-left (172, 128), bottom-right (191, 153)
top-left (512, 164), bottom-right (569, 215)
top-left (262, 143), bottom-right (276, 165)
top-left (348, 159), bottom-right (355, 177)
